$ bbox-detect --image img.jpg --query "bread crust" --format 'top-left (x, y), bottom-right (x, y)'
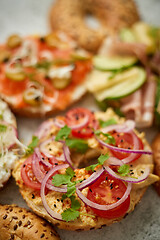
top-left (0, 204), bottom-right (60, 240)
top-left (152, 133), bottom-right (160, 195)
top-left (49, 0), bottom-right (140, 52)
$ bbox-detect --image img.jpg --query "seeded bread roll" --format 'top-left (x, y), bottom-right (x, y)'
top-left (152, 133), bottom-right (160, 196)
top-left (0, 205), bottom-right (60, 240)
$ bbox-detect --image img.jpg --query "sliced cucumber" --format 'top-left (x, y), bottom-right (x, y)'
top-left (120, 28), bottom-right (137, 43)
top-left (94, 67), bottom-right (146, 101)
top-left (93, 55), bottom-right (137, 71)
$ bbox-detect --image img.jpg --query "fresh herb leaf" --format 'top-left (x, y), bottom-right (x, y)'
top-left (65, 138), bottom-right (88, 153)
top-left (118, 164), bottom-right (130, 176)
top-left (52, 174), bottom-right (71, 186)
top-left (95, 130), bottom-right (115, 145)
top-left (86, 154), bottom-right (109, 171)
top-left (66, 167), bottom-right (75, 178)
top-left (0, 124), bottom-right (7, 132)
top-left (70, 195), bottom-right (81, 210)
top-left (114, 108), bottom-right (125, 117)
top-left (99, 118), bottom-right (117, 128)
top-left (35, 61), bottom-right (52, 70)
top-left (55, 125), bottom-right (71, 141)
top-left (61, 208), bottom-right (80, 222)
top-left (66, 182), bottom-right (76, 197)
top-left (26, 136), bottom-right (39, 154)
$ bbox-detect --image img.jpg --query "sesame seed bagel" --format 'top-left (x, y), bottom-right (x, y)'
top-left (13, 109), bottom-right (159, 230)
top-left (49, 0), bottom-right (140, 52)
top-left (0, 204), bottom-right (60, 240)
top-left (152, 133), bottom-right (160, 196)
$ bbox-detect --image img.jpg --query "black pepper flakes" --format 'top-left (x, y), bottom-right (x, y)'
top-left (110, 183), bottom-right (113, 189)
top-left (57, 199), bottom-right (60, 202)
top-left (55, 163), bottom-right (58, 165)
top-left (117, 197), bottom-right (121, 200)
top-left (89, 189), bottom-right (92, 192)
top-left (141, 170), bottom-right (144, 174)
top-left (106, 176), bottom-right (108, 180)
top-left (32, 194), bottom-right (35, 199)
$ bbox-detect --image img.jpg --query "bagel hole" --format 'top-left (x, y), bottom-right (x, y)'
top-left (85, 13), bottom-right (101, 30)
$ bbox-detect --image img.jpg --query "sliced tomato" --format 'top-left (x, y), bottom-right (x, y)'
top-left (66, 108), bottom-right (99, 138)
top-left (87, 172), bottom-right (130, 219)
top-left (21, 156), bottom-right (41, 190)
top-left (111, 132), bottom-right (144, 161)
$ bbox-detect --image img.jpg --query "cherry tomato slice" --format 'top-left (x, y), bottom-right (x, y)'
top-left (21, 156), bottom-right (41, 190)
top-left (111, 132), bottom-right (144, 162)
top-left (87, 172), bottom-right (130, 219)
top-left (66, 108), bottom-right (99, 139)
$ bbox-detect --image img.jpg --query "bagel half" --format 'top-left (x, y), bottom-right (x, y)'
top-left (152, 133), bottom-right (160, 195)
top-left (49, 0), bottom-right (140, 52)
top-left (0, 204), bottom-right (60, 240)
top-left (13, 108), bottom-right (159, 230)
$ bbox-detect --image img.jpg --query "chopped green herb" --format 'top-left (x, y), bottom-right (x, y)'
top-left (55, 125), bottom-right (71, 141)
top-left (61, 208), bottom-right (80, 222)
top-left (118, 164), bottom-right (130, 176)
top-left (26, 136), bottom-right (39, 155)
top-left (35, 61), bottom-right (52, 70)
top-left (52, 174), bottom-right (71, 186)
top-left (70, 195), bottom-right (81, 210)
top-left (66, 167), bottom-right (75, 178)
top-left (86, 153), bottom-right (109, 171)
top-left (65, 138), bottom-right (88, 153)
top-left (99, 118), bottom-right (117, 128)
top-left (66, 182), bottom-right (76, 197)
top-left (0, 124), bottom-right (7, 132)
top-left (95, 130), bottom-right (115, 145)
top-left (114, 108), bottom-right (125, 117)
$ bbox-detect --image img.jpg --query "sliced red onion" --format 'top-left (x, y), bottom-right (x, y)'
top-left (32, 149), bottom-right (68, 192)
top-left (76, 182), bottom-right (132, 211)
top-left (100, 120), bottom-right (135, 134)
top-left (55, 153), bottom-right (65, 162)
top-left (107, 156), bottom-right (123, 166)
top-left (54, 114), bottom-right (89, 130)
top-left (103, 164), bottom-right (150, 183)
top-left (35, 119), bottom-right (55, 139)
top-left (43, 91), bottom-right (59, 105)
top-left (35, 147), bottom-right (52, 168)
top-left (95, 133), bottom-right (152, 155)
top-left (77, 167), bottom-right (104, 190)
top-left (63, 144), bottom-right (74, 169)
top-left (40, 164), bottom-right (69, 221)
top-left (39, 136), bottom-right (56, 158)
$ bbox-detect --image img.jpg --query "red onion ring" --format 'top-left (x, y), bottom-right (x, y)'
top-left (103, 164), bottom-right (150, 183)
top-left (77, 167), bottom-right (104, 190)
top-left (76, 182), bottom-right (132, 211)
top-left (54, 114), bottom-right (89, 130)
top-left (100, 120), bottom-right (135, 134)
top-left (107, 156), bottom-right (123, 166)
top-left (35, 119), bottom-right (55, 139)
top-left (39, 136), bottom-right (57, 158)
top-left (32, 149), bottom-right (68, 192)
top-left (40, 164), bottom-right (69, 221)
top-left (63, 144), bottom-right (75, 169)
top-left (35, 148), bottom-right (52, 168)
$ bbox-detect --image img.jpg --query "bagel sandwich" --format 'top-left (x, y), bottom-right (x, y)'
top-left (13, 108), bottom-right (159, 230)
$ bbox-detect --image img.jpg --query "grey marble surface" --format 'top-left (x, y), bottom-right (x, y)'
top-left (0, 0), bottom-right (160, 240)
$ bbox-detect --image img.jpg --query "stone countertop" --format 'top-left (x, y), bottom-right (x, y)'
top-left (0, 0), bottom-right (160, 239)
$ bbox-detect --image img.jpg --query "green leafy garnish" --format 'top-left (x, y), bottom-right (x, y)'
top-left (118, 164), bottom-right (130, 176)
top-left (0, 124), bottom-right (7, 132)
top-left (61, 208), bottom-right (80, 222)
top-left (86, 153), bottom-right (109, 171)
top-left (52, 174), bottom-right (71, 186)
top-left (35, 61), bottom-right (52, 70)
top-left (70, 195), bottom-right (81, 210)
top-left (95, 130), bottom-right (116, 145)
top-left (26, 136), bottom-right (39, 155)
top-left (114, 108), bottom-right (125, 117)
top-left (65, 138), bottom-right (88, 153)
top-left (55, 125), bottom-right (71, 141)
top-left (99, 118), bottom-right (117, 128)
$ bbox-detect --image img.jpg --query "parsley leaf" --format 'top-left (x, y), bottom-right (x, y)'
top-left (55, 125), bottom-right (71, 141)
top-left (26, 136), bottom-right (39, 155)
top-left (95, 130), bottom-right (115, 145)
top-left (99, 118), bottom-right (117, 128)
top-left (86, 154), bottom-right (109, 171)
top-left (65, 138), bottom-right (88, 153)
top-left (61, 208), bottom-right (80, 222)
top-left (52, 174), bottom-right (71, 186)
top-left (0, 124), bottom-right (7, 132)
top-left (66, 167), bottom-right (75, 178)
top-left (118, 164), bottom-right (130, 176)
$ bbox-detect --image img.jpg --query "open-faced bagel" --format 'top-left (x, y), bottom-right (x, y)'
top-left (13, 108), bottom-right (159, 230)
top-left (152, 133), bottom-right (160, 195)
top-left (0, 204), bottom-right (60, 240)
top-left (49, 0), bottom-right (140, 52)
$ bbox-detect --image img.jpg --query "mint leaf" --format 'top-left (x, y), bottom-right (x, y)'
top-left (26, 136), bottom-right (39, 154)
top-left (118, 164), bottom-right (130, 176)
top-left (55, 125), bottom-right (71, 141)
top-left (62, 208), bottom-right (80, 222)
top-left (99, 118), bottom-right (117, 128)
top-left (52, 174), bottom-right (71, 186)
top-left (65, 138), bottom-right (88, 153)
top-left (0, 124), bottom-right (7, 132)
